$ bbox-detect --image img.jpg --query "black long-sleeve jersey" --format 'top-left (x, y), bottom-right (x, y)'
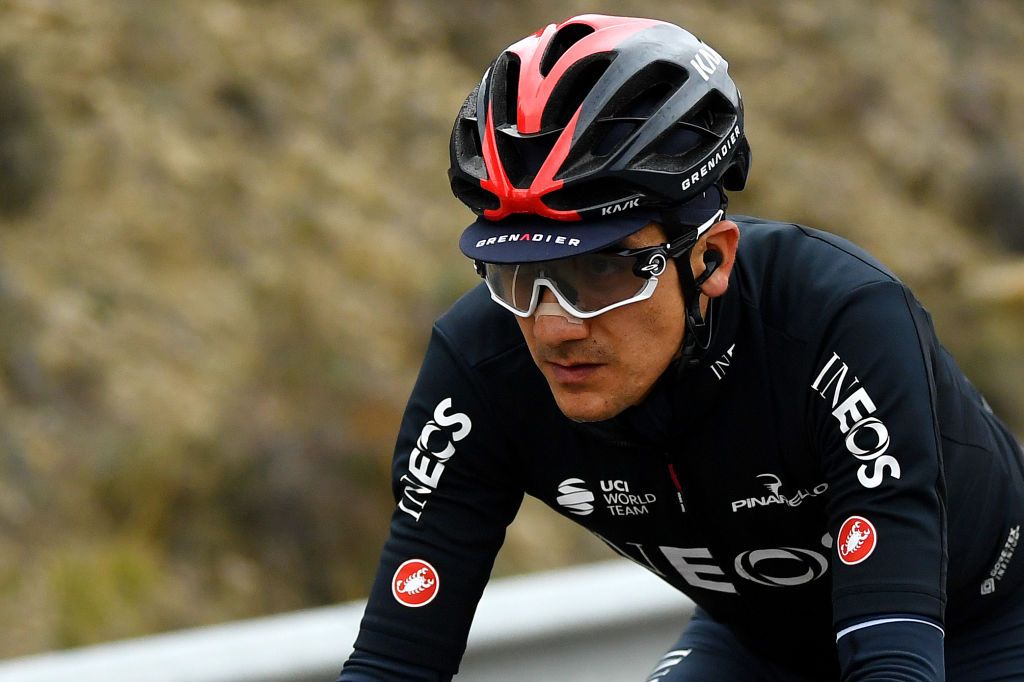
top-left (350, 217), bottom-right (1024, 679)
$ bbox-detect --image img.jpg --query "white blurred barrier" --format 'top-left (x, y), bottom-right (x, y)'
top-left (0, 560), bottom-right (694, 682)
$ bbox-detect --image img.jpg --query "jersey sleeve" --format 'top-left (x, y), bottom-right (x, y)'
top-left (807, 281), bottom-right (947, 628)
top-left (338, 647), bottom-right (453, 681)
top-left (835, 615), bottom-right (945, 680)
top-left (349, 326), bottom-right (524, 675)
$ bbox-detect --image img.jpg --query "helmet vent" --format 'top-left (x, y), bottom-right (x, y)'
top-left (557, 61), bottom-right (689, 176)
top-left (637, 92), bottom-right (738, 172)
top-left (540, 23), bottom-right (596, 77)
top-left (456, 118), bottom-right (484, 169)
top-left (490, 53), bottom-right (521, 128)
top-left (541, 55), bottom-right (611, 132)
top-left (592, 120), bottom-right (640, 157)
top-left (609, 61), bottom-right (690, 118)
top-left (543, 177), bottom-right (640, 211)
top-left (450, 86), bottom-right (486, 179)
top-left (450, 176), bottom-right (500, 212)
top-left (589, 78), bottom-right (680, 157)
top-left (680, 90), bottom-right (736, 138)
top-left (494, 127), bottom-right (559, 188)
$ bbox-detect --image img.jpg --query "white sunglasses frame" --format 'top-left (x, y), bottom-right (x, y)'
top-left (478, 209), bottom-right (723, 320)
top-left (484, 269), bottom-right (661, 319)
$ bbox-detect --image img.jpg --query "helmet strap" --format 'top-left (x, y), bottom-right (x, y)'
top-left (678, 255), bottom-right (716, 367)
top-left (658, 196), bottom-right (726, 370)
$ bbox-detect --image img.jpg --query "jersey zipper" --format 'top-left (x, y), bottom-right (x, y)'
top-left (667, 460), bottom-right (687, 514)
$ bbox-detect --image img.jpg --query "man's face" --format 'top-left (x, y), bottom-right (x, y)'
top-left (515, 223), bottom-right (686, 422)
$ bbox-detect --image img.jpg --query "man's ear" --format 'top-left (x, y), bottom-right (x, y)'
top-left (690, 220), bottom-right (739, 299)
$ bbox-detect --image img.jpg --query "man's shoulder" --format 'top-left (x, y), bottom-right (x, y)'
top-left (434, 283), bottom-right (529, 369)
top-left (733, 215), bottom-right (898, 284)
top-left (730, 215), bottom-right (908, 337)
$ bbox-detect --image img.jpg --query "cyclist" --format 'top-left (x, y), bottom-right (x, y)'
top-left (340, 14), bottom-right (1024, 680)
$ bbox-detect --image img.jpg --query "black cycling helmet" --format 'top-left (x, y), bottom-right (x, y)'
top-left (448, 13), bottom-right (750, 223)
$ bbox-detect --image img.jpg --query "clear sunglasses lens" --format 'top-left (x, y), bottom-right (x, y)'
top-left (484, 254), bottom-right (651, 315)
top-left (556, 253), bottom-right (647, 312)
top-left (484, 263), bottom-right (536, 314)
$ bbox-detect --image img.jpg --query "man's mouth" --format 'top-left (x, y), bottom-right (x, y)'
top-left (546, 361), bottom-right (602, 384)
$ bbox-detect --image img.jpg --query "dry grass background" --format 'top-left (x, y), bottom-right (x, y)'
top-left (0, 0), bottom-right (1021, 657)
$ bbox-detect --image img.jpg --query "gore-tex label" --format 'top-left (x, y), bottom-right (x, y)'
top-left (982, 525), bottom-right (1020, 595)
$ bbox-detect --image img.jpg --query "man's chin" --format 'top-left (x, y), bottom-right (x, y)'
top-left (551, 390), bottom-right (625, 423)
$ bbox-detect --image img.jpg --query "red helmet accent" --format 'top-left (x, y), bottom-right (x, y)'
top-left (507, 16), bottom-right (662, 135)
top-left (480, 106), bottom-right (578, 221)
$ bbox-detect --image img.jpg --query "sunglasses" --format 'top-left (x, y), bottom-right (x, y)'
top-left (476, 210), bottom-right (722, 319)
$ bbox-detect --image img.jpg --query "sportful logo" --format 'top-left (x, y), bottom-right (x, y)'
top-left (397, 398), bottom-right (473, 521)
top-left (680, 124), bottom-right (743, 191)
top-left (730, 473), bottom-right (828, 513)
top-left (811, 352), bottom-right (901, 489)
top-left (690, 44), bottom-right (724, 81)
top-left (475, 233), bottom-right (582, 248)
top-left (837, 515), bottom-right (877, 565)
top-left (556, 478), bottom-right (595, 516)
top-left (982, 525), bottom-right (1020, 595)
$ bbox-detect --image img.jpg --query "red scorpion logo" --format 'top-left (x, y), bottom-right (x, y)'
top-left (395, 567), bottom-right (435, 596)
top-left (840, 521), bottom-right (872, 558)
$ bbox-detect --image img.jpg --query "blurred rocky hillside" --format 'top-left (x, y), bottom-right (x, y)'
top-left (0, 0), bottom-right (1022, 657)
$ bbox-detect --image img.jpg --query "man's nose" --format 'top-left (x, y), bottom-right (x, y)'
top-left (532, 287), bottom-right (590, 342)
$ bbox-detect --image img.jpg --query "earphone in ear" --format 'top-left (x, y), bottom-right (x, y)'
top-left (694, 249), bottom-right (723, 289)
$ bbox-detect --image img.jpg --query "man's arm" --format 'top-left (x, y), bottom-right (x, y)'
top-left (808, 280), bottom-right (947, 679)
top-left (341, 325), bottom-right (524, 677)
top-left (339, 648), bottom-right (452, 681)
top-left (836, 615), bottom-right (944, 680)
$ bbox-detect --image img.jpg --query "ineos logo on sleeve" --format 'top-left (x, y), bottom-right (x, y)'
top-left (397, 398), bottom-right (473, 522)
top-left (811, 352), bottom-right (901, 489)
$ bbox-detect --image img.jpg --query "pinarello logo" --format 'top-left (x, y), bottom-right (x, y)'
top-left (392, 559), bottom-right (439, 607)
top-left (837, 515), bottom-right (877, 565)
